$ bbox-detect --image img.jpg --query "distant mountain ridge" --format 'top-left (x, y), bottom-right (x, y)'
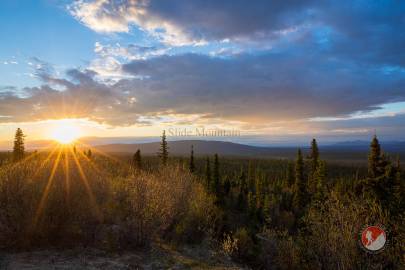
top-left (94, 140), bottom-right (276, 157)
top-left (93, 139), bottom-right (405, 161)
top-left (1, 138), bottom-right (403, 161)
top-left (329, 140), bottom-right (405, 151)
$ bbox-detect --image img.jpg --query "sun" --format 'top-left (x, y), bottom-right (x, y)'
top-left (50, 120), bottom-right (82, 144)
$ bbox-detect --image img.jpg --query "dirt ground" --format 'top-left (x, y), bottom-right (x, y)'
top-left (0, 242), bottom-right (248, 270)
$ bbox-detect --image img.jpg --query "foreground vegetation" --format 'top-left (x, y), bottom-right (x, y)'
top-left (0, 130), bottom-right (403, 269)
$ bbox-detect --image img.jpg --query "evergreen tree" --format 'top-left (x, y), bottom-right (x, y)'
top-left (247, 161), bottom-right (255, 192)
top-left (263, 194), bottom-right (271, 223)
top-left (387, 157), bottom-right (403, 216)
top-left (236, 170), bottom-right (247, 211)
top-left (158, 130), bottom-right (169, 166)
top-left (132, 149), bottom-right (142, 171)
top-left (286, 161), bottom-right (295, 187)
top-left (205, 157), bottom-right (211, 189)
top-left (189, 145), bottom-right (195, 173)
top-left (292, 149), bottom-right (306, 214)
top-left (368, 135), bottom-right (383, 178)
top-left (247, 191), bottom-right (256, 217)
top-left (306, 138), bottom-right (320, 194)
top-left (239, 170), bottom-right (248, 195)
top-left (310, 138), bottom-right (320, 172)
top-left (213, 154), bottom-right (221, 195)
top-left (395, 157), bottom-right (404, 198)
top-left (223, 177), bottom-right (231, 196)
top-left (87, 149), bottom-right (92, 159)
top-left (313, 160), bottom-right (327, 202)
top-left (255, 173), bottom-right (265, 210)
top-left (13, 128), bottom-right (25, 162)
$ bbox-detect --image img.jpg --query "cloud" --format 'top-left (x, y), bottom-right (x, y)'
top-left (69, 0), bottom-right (316, 45)
top-left (94, 42), bottom-right (169, 60)
top-left (0, 69), bottom-right (143, 125)
top-left (120, 53), bottom-right (405, 122)
top-left (68, 0), bottom-right (405, 68)
top-left (3, 50), bottom-right (403, 129)
top-left (3, 1), bottom-right (404, 139)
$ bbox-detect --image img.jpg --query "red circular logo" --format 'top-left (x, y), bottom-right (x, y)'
top-left (360, 225), bottom-right (386, 252)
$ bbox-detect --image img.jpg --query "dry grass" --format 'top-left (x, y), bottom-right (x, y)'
top-left (0, 147), bottom-right (216, 250)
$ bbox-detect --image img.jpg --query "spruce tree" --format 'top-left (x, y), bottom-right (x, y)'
top-left (263, 194), bottom-right (271, 223)
top-left (310, 138), bottom-right (320, 172)
top-left (189, 145), bottom-right (195, 173)
top-left (247, 161), bottom-right (255, 192)
top-left (286, 161), bottom-right (295, 187)
top-left (87, 149), bottom-right (92, 159)
top-left (213, 153), bottom-right (221, 195)
top-left (292, 149), bottom-right (306, 214)
top-left (158, 130), bottom-right (169, 166)
top-left (313, 160), bottom-right (326, 202)
top-left (387, 157), bottom-right (403, 216)
top-left (223, 177), bottom-right (231, 196)
top-left (205, 157), bottom-right (211, 189)
top-left (237, 171), bottom-right (247, 211)
top-left (247, 191), bottom-right (256, 217)
top-left (132, 149), bottom-right (142, 171)
top-left (239, 170), bottom-right (248, 195)
top-left (368, 135), bottom-right (382, 178)
top-left (13, 128), bottom-right (25, 161)
top-left (308, 138), bottom-right (320, 194)
top-left (395, 157), bottom-right (404, 197)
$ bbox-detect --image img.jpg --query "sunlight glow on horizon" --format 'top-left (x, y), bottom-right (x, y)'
top-left (50, 119), bottom-right (82, 144)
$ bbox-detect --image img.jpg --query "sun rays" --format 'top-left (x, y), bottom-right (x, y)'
top-left (30, 143), bottom-right (110, 228)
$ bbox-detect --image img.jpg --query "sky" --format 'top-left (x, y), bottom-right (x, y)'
top-left (0, 0), bottom-right (404, 146)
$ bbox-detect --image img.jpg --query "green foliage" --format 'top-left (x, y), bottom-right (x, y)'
top-left (292, 149), bottom-right (307, 215)
top-left (368, 135), bottom-right (383, 178)
top-left (87, 149), bottom-right (92, 158)
top-left (12, 128), bottom-right (25, 162)
top-left (158, 130), bottom-right (169, 166)
top-left (0, 154), bottom-right (216, 249)
top-left (212, 154), bottom-right (221, 196)
top-left (132, 149), bottom-right (142, 171)
top-left (313, 160), bottom-right (326, 203)
top-left (310, 138), bottom-right (319, 173)
top-left (205, 157), bottom-right (211, 189)
top-left (189, 145), bottom-right (195, 173)
top-left (285, 161), bottom-right (294, 187)
top-left (1, 133), bottom-right (404, 268)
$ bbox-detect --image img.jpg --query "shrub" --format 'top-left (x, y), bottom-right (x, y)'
top-left (0, 153), bottom-right (216, 250)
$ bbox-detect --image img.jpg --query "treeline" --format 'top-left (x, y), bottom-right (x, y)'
top-left (200, 136), bottom-right (404, 268)
top-left (127, 131), bottom-right (404, 268)
top-left (1, 128), bottom-right (404, 269)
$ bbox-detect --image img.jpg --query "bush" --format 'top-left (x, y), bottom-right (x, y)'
top-left (0, 153), bottom-right (216, 250)
top-left (222, 227), bottom-right (256, 262)
top-left (258, 229), bottom-right (301, 270)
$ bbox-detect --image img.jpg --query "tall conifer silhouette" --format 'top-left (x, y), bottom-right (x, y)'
top-left (189, 145), bottom-right (195, 173)
top-left (13, 128), bottom-right (25, 161)
top-left (293, 149), bottom-right (306, 213)
top-left (368, 135), bottom-right (382, 178)
top-left (158, 130), bottom-right (169, 166)
top-left (132, 149), bottom-right (142, 171)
